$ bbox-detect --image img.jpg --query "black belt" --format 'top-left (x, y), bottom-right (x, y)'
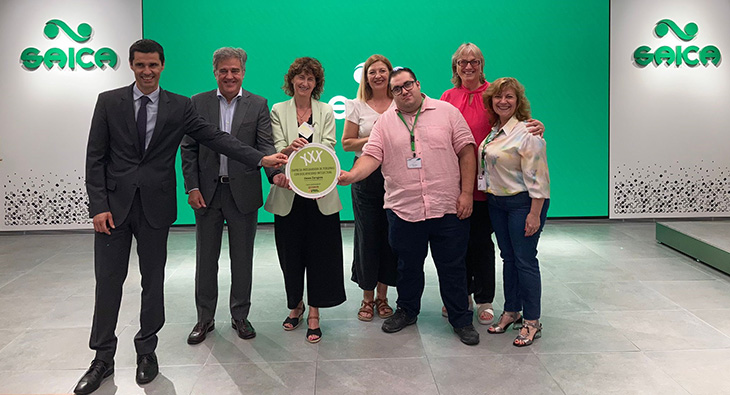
top-left (218, 176), bottom-right (230, 184)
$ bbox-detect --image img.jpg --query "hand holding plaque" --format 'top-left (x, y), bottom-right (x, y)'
top-left (285, 143), bottom-right (341, 199)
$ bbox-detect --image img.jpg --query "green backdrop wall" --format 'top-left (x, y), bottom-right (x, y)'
top-left (143, 0), bottom-right (609, 224)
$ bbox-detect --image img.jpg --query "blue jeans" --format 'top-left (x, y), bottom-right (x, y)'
top-left (386, 211), bottom-right (472, 328)
top-left (487, 192), bottom-right (549, 321)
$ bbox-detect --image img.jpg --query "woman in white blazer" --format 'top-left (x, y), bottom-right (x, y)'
top-left (265, 57), bottom-right (345, 343)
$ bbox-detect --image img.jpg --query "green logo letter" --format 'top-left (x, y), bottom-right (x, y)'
top-left (20, 47), bottom-right (43, 70)
top-left (43, 48), bottom-right (67, 69)
top-left (94, 47), bottom-right (118, 69)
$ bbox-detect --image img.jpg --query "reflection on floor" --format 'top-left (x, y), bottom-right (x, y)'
top-left (1, 220), bottom-right (730, 394)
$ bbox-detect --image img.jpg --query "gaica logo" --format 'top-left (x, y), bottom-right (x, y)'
top-left (634, 19), bottom-right (721, 67)
top-left (20, 19), bottom-right (118, 70)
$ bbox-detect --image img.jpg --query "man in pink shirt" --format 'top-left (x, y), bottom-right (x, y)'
top-left (339, 68), bottom-right (479, 345)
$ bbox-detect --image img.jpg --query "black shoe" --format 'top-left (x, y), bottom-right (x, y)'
top-left (454, 324), bottom-right (480, 345)
top-left (381, 307), bottom-right (417, 333)
top-left (232, 318), bottom-right (256, 340)
top-left (74, 359), bottom-right (114, 394)
top-left (135, 352), bottom-right (158, 385)
top-left (187, 321), bottom-right (215, 345)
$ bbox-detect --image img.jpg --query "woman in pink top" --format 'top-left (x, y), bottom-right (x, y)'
top-left (440, 43), bottom-right (544, 325)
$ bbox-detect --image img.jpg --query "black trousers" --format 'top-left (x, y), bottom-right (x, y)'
top-left (350, 160), bottom-right (398, 290)
top-left (274, 195), bottom-right (346, 309)
top-left (89, 191), bottom-right (169, 363)
top-left (466, 200), bottom-right (496, 304)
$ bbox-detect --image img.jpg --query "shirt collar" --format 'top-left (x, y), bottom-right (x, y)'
top-left (133, 84), bottom-right (160, 103)
top-left (395, 93), bottom-right (435, 114)
top-left (217, 88), bottom-right (243, 103)
top-left (498, 116), bottom-right (521, 136)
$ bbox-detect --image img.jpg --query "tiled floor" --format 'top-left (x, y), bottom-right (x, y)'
top-left (1, 220), bottom-right (730, 394)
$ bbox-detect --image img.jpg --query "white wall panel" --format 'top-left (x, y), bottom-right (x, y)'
top-left (0, 0), bottom-right (142, 229)
top-left (610, 0), bottom-right (730, 218)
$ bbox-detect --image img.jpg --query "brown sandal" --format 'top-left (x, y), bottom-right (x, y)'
top-left (357, 300), bottom-right (375, 321)
top-left (374, 298), bottom-right (394, 318)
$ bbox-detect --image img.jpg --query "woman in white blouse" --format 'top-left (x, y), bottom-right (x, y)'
top-left (481, 77), bottom-right (550, 347)
top-left (341, 54), bottom-right (398, 321)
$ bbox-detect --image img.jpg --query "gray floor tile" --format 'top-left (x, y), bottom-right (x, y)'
top-left (602, 310), bottom-right (730, 351)
top-left (0, 329), bottom-right (23, 353)
top-left (566, 281), bottom-right (680, 311)
top-left (317, 319), bottom-right (425, 360)
top-left (431, 354), bottom-right (564, 395)
top-left (418, 314), bottom-right (529, 357)
top-left (0, 270), bottom-right (95, 298)
top-left (531, 312), bottom-right (638, 354)
top-left (0, 296), bottom-right (62, 330)
top-left (539, 352), bottom-right (689, 394)
top-left (0, 327), bottom-right (92, 370)
top-left (644, 280), bottom-right (730, 310)
top-left (540, 282), bottom-right (594, 313)
top-left (115, 323), bottom-right (212, 368)
top-left (541, 258), bottom-right (636, 283)
top-left (690, 309), bottom-right (730, 337)
top-left (611, 257), bottom-right (714, 281)
top-left (90, 365), bottom-right (202, 395)
top-left (646, 350), bottom-right (730, 395)
top-left (583, 239), bottom-right (680, 260)
top-left (190, 362), bottom-right (315, 395)
top-left (316, 357), bottom-right (437, 395)
top-left (207, 320), bottom-right (318, 364)
top-left (0, 368), bottom-right (86, 394)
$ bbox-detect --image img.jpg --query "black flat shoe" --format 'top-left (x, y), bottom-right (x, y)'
top-left (187, 321), bottom-right (215, 344)
top-left (74, 359), bottom-right (113, 394)
top-left (232, 318), bottom-right (256, 339)
top-left (135, 352), bottom-right (158, 385)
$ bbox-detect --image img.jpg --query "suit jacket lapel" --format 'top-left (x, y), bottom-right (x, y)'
top-left (311, 98), bottom-right (321, 143)
top-left (122, 84), bottom-right (140, 153)
top-left (145, 88), bottom-right (169, 158)
top-left (286, 98), bottom-right (299, 144)
top-left (202, 91), bottom-right (219, 128)
top-left (231, 90), bottom-right (250, 138)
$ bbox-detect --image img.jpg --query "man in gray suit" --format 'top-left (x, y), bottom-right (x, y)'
top-left (181, 47), bottom-right (285, 344)
top-left (74, 40), bottom-right (287, 395)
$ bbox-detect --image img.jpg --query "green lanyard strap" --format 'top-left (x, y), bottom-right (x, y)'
top-left (397, 106), bottom-right (422, 157)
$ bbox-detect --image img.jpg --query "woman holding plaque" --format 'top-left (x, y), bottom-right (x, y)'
top-left (265, 57), bottom-right (345, 343)
top-left (440, 43), bottom-right (545, 325)
top-left (341, 54), bottom-right (398, 322)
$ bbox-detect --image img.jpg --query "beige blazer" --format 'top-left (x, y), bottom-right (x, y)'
top-left (264, 98), bottom-right (342, 216)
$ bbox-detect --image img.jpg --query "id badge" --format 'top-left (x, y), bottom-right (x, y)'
top-left (406, 157), bottom-right (422, 169)
top-left (477, 174), bottom-right (487, 191)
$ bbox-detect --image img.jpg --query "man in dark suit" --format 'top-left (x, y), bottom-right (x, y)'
top-left (73, 39), bottom-right (287, 395)
top-left (181, 47), bottom-right (286, 344)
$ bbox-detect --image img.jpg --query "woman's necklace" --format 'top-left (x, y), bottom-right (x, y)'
top-left (296, 107), bottom-right (311, 124)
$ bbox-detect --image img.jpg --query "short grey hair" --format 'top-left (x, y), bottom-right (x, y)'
top-left (213, 47), bottom-right (247, 70)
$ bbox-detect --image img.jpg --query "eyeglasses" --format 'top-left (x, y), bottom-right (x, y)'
top-left (390, 80), bottom-right (416, 95)
top-left (457, 59), bottom-right (481, 68)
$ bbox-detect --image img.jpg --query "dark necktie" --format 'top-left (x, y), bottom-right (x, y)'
top-left (137, 95), bottom-right (151, 157)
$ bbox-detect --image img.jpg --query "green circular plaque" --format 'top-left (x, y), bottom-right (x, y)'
top-left (285, 143), bottom-right (341, 199)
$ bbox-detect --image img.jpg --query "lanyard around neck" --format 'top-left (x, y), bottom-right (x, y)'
top-left (397, 105), bottom-right (422, 156)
